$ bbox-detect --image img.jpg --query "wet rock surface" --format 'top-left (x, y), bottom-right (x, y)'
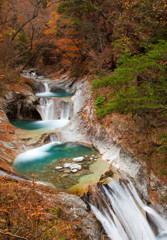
top-left (6, 92), bottom-right (41, 120)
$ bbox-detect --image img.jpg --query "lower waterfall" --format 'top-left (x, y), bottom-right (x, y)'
top-left (39, 98), bottom-right (55, 120)
top-left (86, 179), bottom-right (167, 240)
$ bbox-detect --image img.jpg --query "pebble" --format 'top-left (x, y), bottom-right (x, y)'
top-left (64, 163), bottom-right (71, 168)
top-left (64, 163), bottom-right (82, 170)
top-left (70, 164), bottom-right (82, 170)
top-left (55, 166), bottom-right (63, 170)
top-left (73, 156), bottom-right (84, 162)
top-left (71, 169), bottom-right (78, 173)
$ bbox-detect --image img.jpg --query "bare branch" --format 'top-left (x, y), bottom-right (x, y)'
top-left (11, 8), bottom-right (39, 41)
top-left (47, 0), bottom-right (63, 8)
top-left (0, 230), bottom-right (28, 240)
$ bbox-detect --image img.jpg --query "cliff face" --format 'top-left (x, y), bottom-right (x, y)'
top-left (0, 76), bottom-right (43, 170)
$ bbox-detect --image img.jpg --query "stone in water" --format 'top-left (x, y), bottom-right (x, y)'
top-left (73, 156), bottom-right (84, 162)
top-left (55, 166), bottom-right (63, 170)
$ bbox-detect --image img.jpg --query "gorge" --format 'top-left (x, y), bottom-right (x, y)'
top-left (0, 0), bottom-right (167, 239)
top-left (1, 72), bottom-right (166, 240)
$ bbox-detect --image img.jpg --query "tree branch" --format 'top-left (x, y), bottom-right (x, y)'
top-left (11, 8), bottom-right (39, 41)
top-left (47, 0), bottom-right (63, 8)
top-left (0, 230), bottom-right (28, 240)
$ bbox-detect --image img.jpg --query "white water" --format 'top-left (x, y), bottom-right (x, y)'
top-left (39, 98), bottom-right (55, 120)
top-left (44, 82), bottom-right (50, 92)
top-left (36, 82), bottom-right (57, 97)
top-left (14, 142), bottom-right (61, 165)
top-left (61, 102), bottom-right (70, 120)
top-left (36, 82), bottom-right (70, 128)
top-left (88, 179), bottom-right (167, 240)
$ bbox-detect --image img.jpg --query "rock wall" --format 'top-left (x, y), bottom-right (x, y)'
top-left (48, 75), bottom-right (153, 202)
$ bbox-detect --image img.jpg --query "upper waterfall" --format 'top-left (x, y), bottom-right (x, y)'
top-left (44, 82), bottom-right (50, 92)
top-left (36, 81), bottom-right (72, 125)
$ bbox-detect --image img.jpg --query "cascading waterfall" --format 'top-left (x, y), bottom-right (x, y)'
top-left (86, 179), bottom-right (167, 240)
top-left (39, 98), bottom-right (55, 120)
top-left (61, 102), bottom-right (70, 120)
top-left (37, 81), bottom-right (71, 122)
top-left (44, 82), bottom-right (50, 92)
top-left (39, 82), bottom-right (55, 120)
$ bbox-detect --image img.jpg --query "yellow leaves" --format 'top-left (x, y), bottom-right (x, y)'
top-left (56, 177), bottom-right (60, 183)
top-left (4, 27), bottom-right (16, 37)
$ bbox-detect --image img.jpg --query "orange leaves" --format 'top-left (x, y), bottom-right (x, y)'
top-left (0, 75), bottom-right (5, 79)
top-left (0, 33), bottom-right (3, 41)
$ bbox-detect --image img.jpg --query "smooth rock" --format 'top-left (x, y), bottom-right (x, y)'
top-left (55, 166), bottom-right (63, 170)
top-left (64, 163), bottom-right (71, 168)
top-left (64, 163), bottom-right (82, 170)
top-left (71, 169), bottom-right (78, 173)
top-left (73, 156), bottom-right (84, 162)
top-left (70, 164), bottom-right (82, 170)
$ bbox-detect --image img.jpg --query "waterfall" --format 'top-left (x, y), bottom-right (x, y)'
top-left (86, 179), bottom-right (167, 240)
top-left (44, 82), bottom-right (50, 92)
top-left (35, 81), bottom-right (71, 127)
top-left (39, 98), bottom-right (55, 120)
top-left (61, 102), bottom-right (70, 120)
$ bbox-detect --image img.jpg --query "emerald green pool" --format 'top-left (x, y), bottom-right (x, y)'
top-left (14, 142), bottom-right (96, 178)
top-left (36, 92), bottom-right (73, 97)
top-left (10, 119), bottom-right (69, 131)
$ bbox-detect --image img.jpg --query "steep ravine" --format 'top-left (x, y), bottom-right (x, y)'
top-left (48, 73), bottom-right (167, 214)
top-left (0, 76), bottom-right (102, 240)
top-left (0, 73), bottom-right (166, 239)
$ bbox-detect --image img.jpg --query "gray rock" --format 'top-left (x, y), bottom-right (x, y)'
top-left (0, 140), bottom-right (16, 150)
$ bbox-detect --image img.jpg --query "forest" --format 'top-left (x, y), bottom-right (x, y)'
top-left (0, 0), bottom-right (167, 239)
top-left (0, 0), bottom-right (166, 176)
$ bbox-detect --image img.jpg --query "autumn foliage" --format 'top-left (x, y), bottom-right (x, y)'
top-left (0, 177), bottom-right (86, 240)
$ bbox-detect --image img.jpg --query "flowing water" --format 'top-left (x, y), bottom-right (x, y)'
top-left (12, 78), bottom-right (167, 238)
top-left (14, 142), bottom-right (110, 191)
top-left (36, 82), bottom-right (73, 98)
top-left (13, 79), bottom-right (109, 191)
top-left (11, 82), bottom-right (72, 130)
top-left (86, 179), bottom-right (167, 240)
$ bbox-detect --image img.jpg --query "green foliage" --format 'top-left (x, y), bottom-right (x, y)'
top-left (95, 94), bottom-right (106, 107)
top-left (19, 32), bottom-right (28, 43)
top-left (157, 134), bottom-right (167, 174)
top-left (158, 134), bottom-right (167, 157)
top-left (93, 41), bottom-right (167, 118)
top-left (57, 0), bottom-right (97, 15)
